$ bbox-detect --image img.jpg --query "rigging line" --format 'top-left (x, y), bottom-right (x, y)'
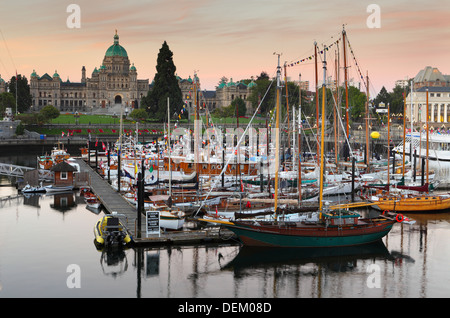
top-left (286, 31), bottom-right (341, 66)
top-left (193, 76), bottom-right (276, 217)
top-left (331, 91), bottom-right (360, 174)
top-left (0, 29), bottom-right (16, 75)
top-left (344, 32), bottom-right (369, 93)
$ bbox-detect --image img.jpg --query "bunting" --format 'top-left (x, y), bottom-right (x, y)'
top-left (286, 39), bottom-right (340, 68)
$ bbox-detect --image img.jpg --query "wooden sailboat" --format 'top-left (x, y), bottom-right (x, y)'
top-left (200, 45), bottom-right (405, 247)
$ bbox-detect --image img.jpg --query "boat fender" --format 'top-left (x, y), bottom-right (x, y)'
top-left (396, 214), bottom-right (404, 222)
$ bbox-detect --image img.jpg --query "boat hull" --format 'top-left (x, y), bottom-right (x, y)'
top-left (374, 195), bottom-right (450, 213)
top-left (224, 220), bottom-right (394, 248)
top-left (45, 185), bottom-right (74, 193)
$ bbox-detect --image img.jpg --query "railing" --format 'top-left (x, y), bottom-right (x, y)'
top-left (0, 163), bottom-right (53, 180)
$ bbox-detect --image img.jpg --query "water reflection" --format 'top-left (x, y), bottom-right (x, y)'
top-left (98, 247), bottom-right (129, 278)
top-left (222, 241), bottom-right (392, 273)
top-left (49, 192), bottom-right (77, 212)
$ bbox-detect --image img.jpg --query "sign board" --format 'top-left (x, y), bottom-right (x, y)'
top-left (376, 108), bottom-right (388, 113)
top-left (146, 211), bottom-right (160, 237)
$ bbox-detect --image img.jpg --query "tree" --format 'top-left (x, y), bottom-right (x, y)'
top-left (247, 73), bottom-right (275, 115)
top-left (231, 97), bottom-right (247, 117)
top-left (40, 105), bottom-right (60, 122)
top-left (373, 86), bottom-right (391, 107)
top-left (130, 108), bottom-right (148, 122)
top-left (0, 92), bottom-right (16, 114)
top-left (8, 74), bottom-right (32, 113)
top-left (347, 86), bottom-right (367, 121)
top-left (390, 85), bottom-right (406, 114)
top-left (143, 41), bottom-right (183, 122)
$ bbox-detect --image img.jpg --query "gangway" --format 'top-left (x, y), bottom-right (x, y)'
top-left (0, 162), bottom-right (53, 181)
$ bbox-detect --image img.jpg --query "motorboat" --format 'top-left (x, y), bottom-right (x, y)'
top-left (94, 213), bottom-right (132, 248)
top-left (44, 184), bottom-right (74, 193)
top-left (21, 182), bottom-right (46, 193)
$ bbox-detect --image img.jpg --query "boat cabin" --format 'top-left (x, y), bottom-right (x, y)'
top-left (50, 161), bottom-right (77, 187)
top-left (322, 211), bottom-right (360, 226)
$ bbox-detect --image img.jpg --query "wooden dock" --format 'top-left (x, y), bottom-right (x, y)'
top-left (74, 158), bottom-right (237, 246)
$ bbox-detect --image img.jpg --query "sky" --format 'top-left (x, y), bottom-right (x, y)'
top-left (0, 0), bottom-right (449, 99)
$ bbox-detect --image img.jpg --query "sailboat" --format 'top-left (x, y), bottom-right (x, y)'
top-left (200, 44), bottom-right (407, 248)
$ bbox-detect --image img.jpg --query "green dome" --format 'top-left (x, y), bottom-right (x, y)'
top-left (105, 31), bottom-right (128, 57)
top-left (226, 78), bottom-right (236, 87)
top-left (31, 69), bottom-right (38, 77)
top-left (53, 70), bottom-right (60, 78)
top-left (247, 80), bottom-right (257, 88)
top-left (130, 63), bottom-right (136, 71)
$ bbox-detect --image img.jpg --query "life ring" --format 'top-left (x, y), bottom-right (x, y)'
top-left (396, 214), bottom-right (404, 222)
top-left (382, 210), bottom-right (388, 215)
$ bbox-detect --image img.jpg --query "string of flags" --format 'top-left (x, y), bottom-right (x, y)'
top-left (286, 39), bottom-right (340, 68)
top-left (346, 36), bottom-right (368, 92)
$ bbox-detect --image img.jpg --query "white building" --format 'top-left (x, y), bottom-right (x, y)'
top-left (405, 87), bottom-right (450, 127)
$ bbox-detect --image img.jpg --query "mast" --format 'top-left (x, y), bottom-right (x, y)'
top-left (168, 97), bottom-right (172, 199)
top-left (298, 73), bottom-right (302, 203)
top-left (342, 27), bottom-right (350, 143)
top-left (318, 46), bottom-right (327, 212)
top-left (334, 51), bottom-right (339, 172)
top-left (365, 71), bottom-right (370, 172)
top-left (314, 42), bottom-right (320, 164)
top-left (410, 80), bottom-right (414, 162)
top-left (402, 93), bottom-right (406, 179)
top-left (387, 103), bottom-right (390, 191)
top-left (426, 89), bottom-right (429, 187)
top-left (284, 63), bottom-right (290, 167)
top-left (274, 53), bottom-right (282, 220)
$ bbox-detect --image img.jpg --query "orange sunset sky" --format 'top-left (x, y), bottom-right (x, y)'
top-left (0, 0), bottom-right (449, 98)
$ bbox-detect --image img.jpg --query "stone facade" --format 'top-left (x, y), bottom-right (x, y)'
top-left (30, 32), bottom-right (149, 114)
top-left (178, 76), bottom-right (256, 116)
top-left (29, 31), bottom-right (257, 116)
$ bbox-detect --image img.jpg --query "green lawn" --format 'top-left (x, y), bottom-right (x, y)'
top-left (49, 114), bottom-right (268, 125)
top-left (50, 114), bottom-right (122, 125)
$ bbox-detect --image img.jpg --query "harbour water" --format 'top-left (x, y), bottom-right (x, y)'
top-left (1, 153), bottom-right (450, 300)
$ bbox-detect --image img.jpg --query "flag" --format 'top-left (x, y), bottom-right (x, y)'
top-left (102, 142), bottom-right (106, 151)
top-left (61, 131), bottom-right (65, 137)
top-left (95, 139), bottom-right (98, 147)
top-left (215, 207), bottom-right (218, 218)
top-left (149, 165), bottom-right (153, 173)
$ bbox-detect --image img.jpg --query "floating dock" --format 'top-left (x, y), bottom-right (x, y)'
top-left (74, 158), bottom-right (237, 246)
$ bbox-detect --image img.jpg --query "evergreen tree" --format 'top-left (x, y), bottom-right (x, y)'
top-left (8, 74), bottom-right (32, 113)
top-left (373, 86), bottom-right (391, 107)
top-left (390, 85), bottom-right (406, 114)
top-left (143, 41), bottom-right (183, 122)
